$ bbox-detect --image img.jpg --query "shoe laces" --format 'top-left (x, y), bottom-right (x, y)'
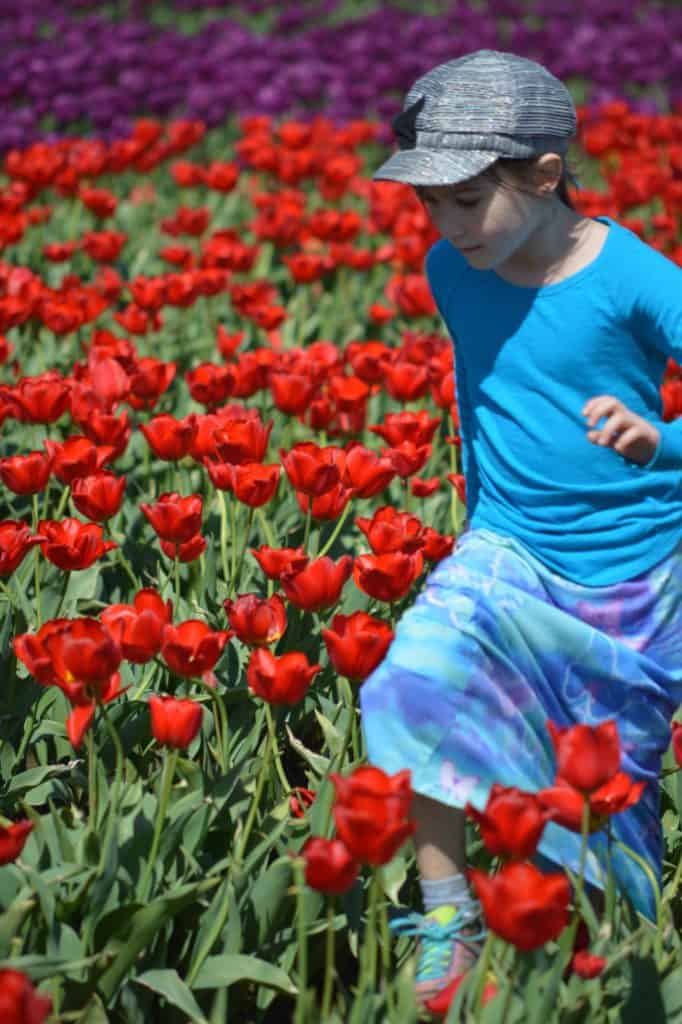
top-left (389, 907), bottom-right (487, 984)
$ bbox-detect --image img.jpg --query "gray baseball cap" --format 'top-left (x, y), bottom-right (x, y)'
top-left (373, 49), bottom-right (577, 187)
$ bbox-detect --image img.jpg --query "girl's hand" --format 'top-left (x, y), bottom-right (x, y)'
top-left (582, 395), bottom-right (660, 467)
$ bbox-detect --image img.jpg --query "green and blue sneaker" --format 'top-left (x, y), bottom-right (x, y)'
top-left (390, 903), bottom-right (487, 1006)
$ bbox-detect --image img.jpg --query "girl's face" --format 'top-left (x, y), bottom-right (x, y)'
top-left (416, 173), bottom-right (547, 271)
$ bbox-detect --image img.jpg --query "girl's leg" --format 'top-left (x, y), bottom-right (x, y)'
top-left (412, 793), bottom-right (467, 879)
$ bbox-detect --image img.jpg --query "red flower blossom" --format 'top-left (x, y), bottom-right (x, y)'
top-left (140, 414), bottom-right (198, 461)
top-left (186, 362), bottom-right (236, 408)
top-left (159, 534), bottom-right (207, 562)
top-left (0, 521), bottom-right (44, 576)
top-left (447, 472), bottom-right (467, 505)
top-left (37, 518), bottom-right (116, 571)
top-left (571, 949), bottom-right (607, 979)
top-left (149, 694), bottom-right (203, 749)
top-left (356, 506), bottom-right (424, 554)
top-left (290, 787), bottom-right (316, 818)
top-left (547, 719), bottom-right (621, 794)
top-left (301, 836), bottom-right (359, 894)
top-left (537, 773), bottom-right (646, 833)
top-left (220, 462), bottom-right (281, 507)
top-left (469, 862), bottom-right (571, 952)
top-left (383, 441), bottom-right (432, 479)
top-left (100, 588), bottom-right (172, 663)
top-left (465, 784), bottom-right (555, 861)
top-left (65, 671), bottom-right (124, 748)
top-left (223, 593), bottom-right (287, 646)
top-left (280, 441), bottom-right (342, 497)
top-left (411, 476), bottom-right (441, 498)
top-left (280, 555), bottom-right (353, 612)
top-left (369, 410), bottom-right (441, 447)
top-left (43, 617), bottom-right (121, 702)
top-left (672, 721), bottom-right (682, 767)
top-left (295, 482), bottom-right (353, 521)
top-left (45, 436), bottom-right (114, 484)
top-left (141, 492), bottom-right (203, 544)
top-left (0, 821), bottom-right (33, 865)
top-left (251, 545), bottom-right (309, 580)
top-left (0, 449), bottom-right (53, 495)
top-left (341, 443), bottom-right (395, 498)
top-left (14, 619), bottom-right (71, 689)
top-left (246, 647), bottom-right (321, 704)
top-left (214, 414), bottom-right (272, 465)
top-left (421, 527), bottom-right (455, 562)
top-left (70, 472), bottom-right (126, 521)
top-left (330, 765), bottom-right (415, 865)
top-left (321, 611), bottom-right (393, 682)
top-left (10, 372), bottom-right (70, 423)
top-left (0, 969), bottom-right (52, 1024)
top-left (425, 973), bottom-right (498, 1017)
top-left (128, 357), bottom-right (176, 410)
top-left (161, 620), bottom-right (232, 677)
top-left (353, 550), bottom-right (423, 603)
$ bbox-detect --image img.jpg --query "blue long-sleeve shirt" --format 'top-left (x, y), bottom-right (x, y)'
top-left (425, 215), bottom-right (682, 585)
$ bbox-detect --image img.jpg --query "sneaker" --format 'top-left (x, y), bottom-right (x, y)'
top-left (390, 903), bottom-right (487, 1006)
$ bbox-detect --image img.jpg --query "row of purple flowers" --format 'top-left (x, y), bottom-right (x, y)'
top-left (1, 0), bottom-right (681, 152)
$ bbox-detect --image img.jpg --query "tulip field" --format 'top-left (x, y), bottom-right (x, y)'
top-left (2, 4), bottom-right (682, 1023)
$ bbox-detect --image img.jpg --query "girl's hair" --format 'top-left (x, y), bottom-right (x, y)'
top-left (478, 153), bottom-right (582, 210)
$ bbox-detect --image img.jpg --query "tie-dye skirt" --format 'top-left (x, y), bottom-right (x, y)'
top-left (359, 527), bottom-right (682, 922)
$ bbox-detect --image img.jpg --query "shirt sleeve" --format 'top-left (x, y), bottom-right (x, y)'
top-left (627, 244), bottom-right (682, 471)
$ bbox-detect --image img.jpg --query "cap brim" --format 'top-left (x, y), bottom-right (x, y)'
top-left (372, 147), bottom-right (500, 186)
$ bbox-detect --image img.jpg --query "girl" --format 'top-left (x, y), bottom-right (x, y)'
top-left (360, 48), bottom-right (682, 1005)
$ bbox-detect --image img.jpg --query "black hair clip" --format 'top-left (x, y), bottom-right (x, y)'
top-left (392, 95), bottom-right (425, 150)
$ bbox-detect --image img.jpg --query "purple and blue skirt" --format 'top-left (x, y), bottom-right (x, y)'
top-left (360, 527), bottom-right (682, 922)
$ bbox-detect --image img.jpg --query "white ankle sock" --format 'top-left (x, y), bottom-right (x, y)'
top-left (420, 871), bottom-right (473, 913)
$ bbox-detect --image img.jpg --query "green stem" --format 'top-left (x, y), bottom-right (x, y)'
top-left (470, 930), bottom-right (494, 1014)
top-left (377, 873), bottom-right (395, 1019)
top-left (174, 550), bottom-right (181, 607)
top-left (234, 712), bottom-right (271, 867)
top-left (317, 500), bottom-right (353, 559)
top-left (117, 547), bottom-right (138, 590)
top-left (218, 489), bottom-right (230, 588)
top-left (139, 748), bottom-right (179, 901)
top-left (187, 875), bottom-right (232, 986)
top-left (321, 901), bottom-right (336, 1021)
top-left (357, 873), bottom-right (379, 1003)
top-left (613, 839), bottom-right (662, 951)
top-left (200, 679), bottom-right (227, 773)
top-left (499, 952), bottom-right (521, 1024)
top-left (294, 858), bottom-right (309, 1024)
top-left (96, 699), bottom-right (125, 878)
top-left (302, 505), bottom-right (312, 555)
top-left (230, 494), bottom-right (238, 584)
top-left (54, 485), bottom-right (71, 521)
top-left (229, 505), bottom-right (255, 598)
top-left (264, 702), bottom-right (291, 794)
top-left (255, 506), bottom-right (277, 548)
top-left (86, 728), bottom-right (98, 834)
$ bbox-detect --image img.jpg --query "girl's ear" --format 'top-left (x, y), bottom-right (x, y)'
top-left (534, 153), bottom-right (564, 195)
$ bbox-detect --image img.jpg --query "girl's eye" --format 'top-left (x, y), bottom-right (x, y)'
top-left (454, 198), bottom-right (479, 208)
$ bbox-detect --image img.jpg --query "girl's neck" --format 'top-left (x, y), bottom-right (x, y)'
top-left (494, 205), bottom-right (603, 288)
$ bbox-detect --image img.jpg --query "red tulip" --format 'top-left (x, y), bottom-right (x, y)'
top-left (186, 362), bottom-right (236, 408)
top-left (571, 949), bottom-right (607, 979)
top-left (141, 492), bottom-right (203, 543)
top-left (330, 765), bottom-right (415, 865)
top-left (353, 550), bottom-right (423, 603)
top-left (425, 973), bottom-right (498, 1017)
top-left (322, 611), bottom-right (393, 682)
top-left (100, 588), bottom-right (172, 663)
top-left (223, 593), bottom-right (287, 646)
top-left (469, 862), bottom-right (571, 952)
top-left (65, 672), bottom-right (124, 748)
top-left (355, 506), bottom-right (424, 554)
top-left (128, 357), bottom-right (176, 411)
top-left (14, 618), bottom-right (71, 689)
top-left (421, 526), bottom-right (455, 562)
top-left (0, 449), bottom-right (53, 495)
top-left (149, 694), bottom-right (203, 748)
top-left (0, 821), bottom-right (33, 865)
top-left (369, 410), bottom-right (441, 447)
top-left (537, 773), bottom-right (646, 833)
top-left (295, 482), bottom-right (353, 521)
top-left (382, 441), bottom-right (432, 479)
top-left (214, 414), bottom-right (272, 465)
top-left (0, 969), bottom-right (52, 1024)
top-left (411, 475), bottom-right (441, 498)
top-left (70, 472), bottom-right (126, 521)
top-left (246, 648), bottom-right (321, 704)
top-left (222, 462), bottom-right (281, 507)
top-left (447, 472), bottom-right (467, 505)
top-left (290, 787), bottom-right (316, 818)
top-left (465, 784), bottom-right (555, 861)
top-left (11, 372), bottom-right (70, 423)
top-left (547, 719), bottom-right (621, 794)
top-left (301, 836), bottom-right (359, 894)
top-left (0, 521), bottom-right (44, 576)
top-left (341, 443), bottom-right (395, 498)
top-left (161, 620), bottom-right (232, 677)
top-left (43, 617), bottom-right (121, 703)
top-left (280, 442), bottom-right (342, 497)
top-left (37, 518), bottom-right (116, 571)
top-left (251, 545), bottom-right (308, 580)
top-left (140, 413), bottom-right (198, 461)
top-left (44, 435), bottom-right (114, 484)
top-left (159, 533), bottom-right (207, 562)
top-left (280, 555), bottom-right (353, 612)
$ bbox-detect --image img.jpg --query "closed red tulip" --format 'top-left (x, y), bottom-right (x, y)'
top-left (280, 555), bottom-right (353, 612)
top-left (0, 821), bottom-right (33, 865)
top-left (161, 620), bottom-right (232, 677)
top-left (353, 550), bottom-right (423, 603)
top-left (11, 372), bottom-right (70, 423)
top-left (280, 442), bottom-right (342, 497)
top-left (302, 836), bottom-right (359, 894)
top-left (571, 949), bottom-right (607, 979)
top-left (0, 969), bottom-right (52, 1024)
top-left (224, 462), bottom-right (281, 507)
top-left (341, 442), bottom-right (395, 498)
top-left (465, 784), bottom-right (555, 861)
top-left (149, 694), bottom-right (203, 748)
top-left (70, 472), bottom-right (126, 521)
top-left (37, 518), bottom-right (116, 571)
top-left (66, 671), bottom-right (123, 748)
top-left (251, 545), bottom-right (308, 580)
top-left (214, 415), bottom-right (272, 465)
top-left (290, 787), bottom-right (316, 818)
top-left (330, 765), bottom-right (415, 865)
top-left (43, 617), bottom-right (121, 704)
top-left (537, 773), bottom-right (646, 833)
top-left (140, 413), bottom-right (198, 461)
top-left (425, 973), bottom-right (498, 1017)
top-left (547, 719), bottom-right (621, 794)
top-left (672, 721), bottom-right (682, 767)
top-left (159, 533), bottom-right (207, 562)
top-left (356, 506), bottom-right (424, 554)
top-left (141, 492), bottom-right (203, 543)
top-left (14, 619), bottom-right (71, 689)
top-left (0, 521), bottom-right (44, 576)
top-left (100, 588), bottom-right (172, 663)
top-left (469, 862), bottom-right (571, 952)
top-left (247, 648), bottom-right (321, 704)
top-left (383, 441), bottom-right (432, 479)
top-left (421, 526), bottom-right (455, 562)
top-left (296, 482), bottom-right (352, 521)
top-left (128, 357), bottom-right (176, 411)
top-left (322, 612), bottom-right (393, 682)
top-left (411, 476), bottom-right (441, 498)
top-left (0, 449), bottom-right (53, 495)
top-left (447, 472), bottom-right (467, 505)
top-left (186, 362), bottom-right (236, 407)
top-left (44, 435), bottom-right (114, 484)
top-left (223, 593), bottom-right (287, 646)
top-left (369, 410), bottom-right (441, 447)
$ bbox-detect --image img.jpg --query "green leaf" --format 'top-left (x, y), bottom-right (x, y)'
top-left (662, 966), bottom-right (682, 1023)
top-left (192, 953), bottom-right (297, 995)
top-left (285, 724), bottom-right (329, 776)
top-left (135, 969), bottom-right (209, 1024)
